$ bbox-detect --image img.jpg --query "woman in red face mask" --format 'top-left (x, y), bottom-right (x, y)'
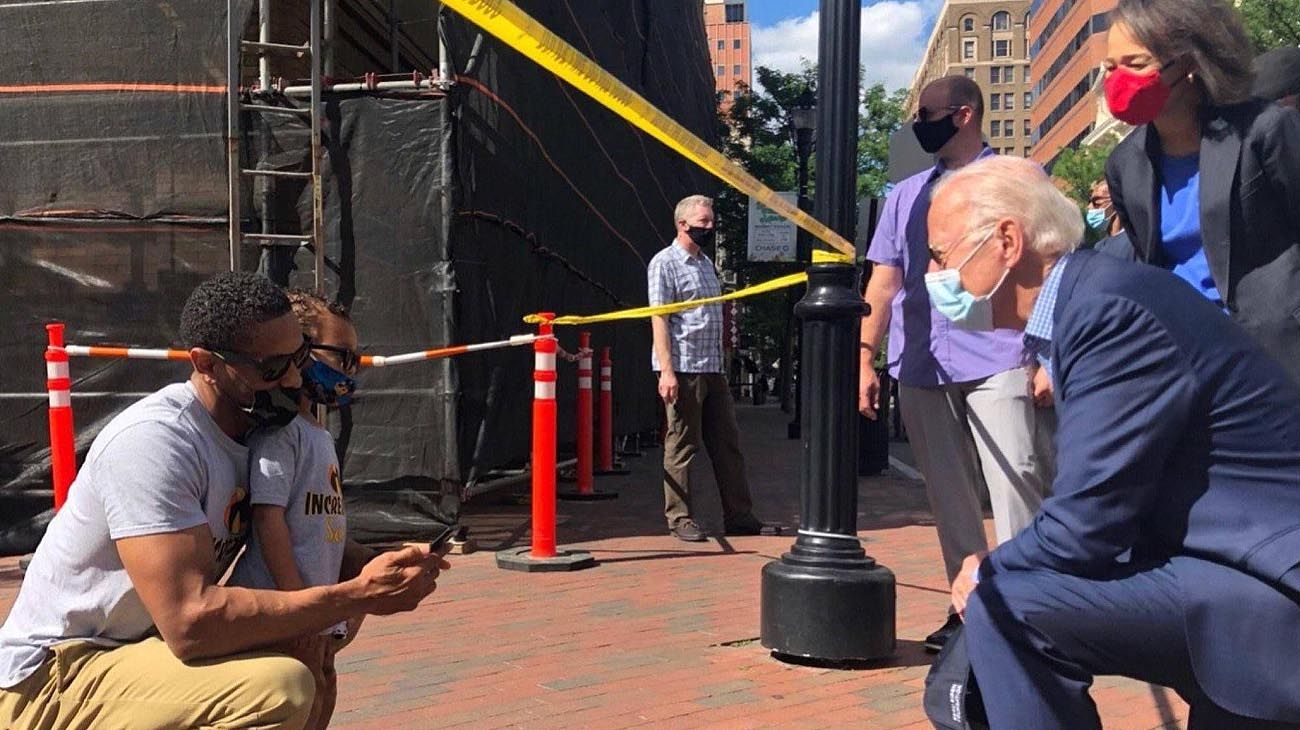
top-left (1101, 0), bottom-right (1300, 388)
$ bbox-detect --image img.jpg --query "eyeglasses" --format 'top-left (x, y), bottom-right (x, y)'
top-left (928, 225), bottom-right (997, 268)
top-left (914, 104), bottom-right (961, 122)
top-left (311, 344), bottom-right (361, 375)
top-left (1088, 196), bottom-right (1110, 207)
top-left (213, 337), bottom-right (311, 382)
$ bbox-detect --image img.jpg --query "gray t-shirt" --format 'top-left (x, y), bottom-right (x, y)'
top-left (0, 382), bottom-right (250, 688)
top-left (228, 415), bottom-right (347, 636)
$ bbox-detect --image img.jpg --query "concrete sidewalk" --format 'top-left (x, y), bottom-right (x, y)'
top-left (0, 403), bottom-right (1188, 728)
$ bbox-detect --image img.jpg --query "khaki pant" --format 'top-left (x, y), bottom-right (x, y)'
top-left (661, 372), bottom-right (754, 527)
top-left (0, 637), bottom-right (315, 730)
top-left (899, 367), bottom-right (1052, 584)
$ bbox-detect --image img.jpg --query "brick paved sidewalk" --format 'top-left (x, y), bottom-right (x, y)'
top-left (0, 403), bottom-right (1188, 728)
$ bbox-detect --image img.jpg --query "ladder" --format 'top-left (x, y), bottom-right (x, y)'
top-left (226, 0), bottom-right (326, 295)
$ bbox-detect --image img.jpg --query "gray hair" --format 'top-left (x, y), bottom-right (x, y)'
top-left (932, 156), bottom-right (1083, 259)
top-left (674, 194), bottom-right (713, 224)
top-left (1112, 0), bottom-right (1254, 107)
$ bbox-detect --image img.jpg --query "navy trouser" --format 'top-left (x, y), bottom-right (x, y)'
top-left (963, 560), bottom-right (1300, 730)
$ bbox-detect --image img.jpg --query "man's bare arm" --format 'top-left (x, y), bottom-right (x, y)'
top-left (118, 525), bottom-right (444, 661)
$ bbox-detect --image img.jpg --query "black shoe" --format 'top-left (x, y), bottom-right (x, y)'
top-left (670, 519), bottom-right (708, 542)
top-left (723, 514), bottom-right (766, 536)
top-left (923, 614), bottom-right (964, 653)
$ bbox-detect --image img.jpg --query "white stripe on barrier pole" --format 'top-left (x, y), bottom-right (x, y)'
top-left (578, 377), bottom-right (592, 388)
top-left (535, 381), bottom-right (556, 400)
top-left (48, 391), bottom-right (70, 408)
top-left (46, 361), bottom-right (69, 379)
top-left (536, 352), bottom-right (556, 371)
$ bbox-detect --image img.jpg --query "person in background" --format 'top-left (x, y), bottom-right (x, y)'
top-left (648, 195), bottom-right (767, 542)
top-left (858, 75), bottom-right (1051, 653)
top-left (227, 290), bottom-right (367, 730)
top-left (1103, 0), bottom-right (1300, 386)
top-left (1085, 179), bottom-right (1123, 239)
top-left (1252, 46), bottom-right (1300, 111)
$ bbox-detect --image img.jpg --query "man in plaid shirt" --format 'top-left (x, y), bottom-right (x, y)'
top-left (648, 195), bottom-right (766, 542)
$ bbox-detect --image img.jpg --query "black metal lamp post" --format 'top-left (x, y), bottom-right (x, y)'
top-left (786, 92), bottom-right (815, 440)
top-left (760, 0), bottom-right (896, 663)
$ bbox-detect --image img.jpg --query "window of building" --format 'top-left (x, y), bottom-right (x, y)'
top-left (1024, 65), bottom-right (1031, 83)
top-left (1024, 147), bottom-right (1031, 157)
top-left (992, 11), bottom-right (1011, 31)
top-left (1004, 65), bottom-right (1015, 80)
top-left (964, 67), bottom-right (976, 78)
top-left (733, 39), bottom-right (742, 49)
top-left (725, 3), bottom-right (744, 22)
top-left (1024, 119), bottom-right (1031, 137)
top-left (991, 94), bottom-right (1001, 111)
top-left (1024, 92), bottom-right (1032, 108)
top-left (994, 39), bottom-right (1010, 57)
top-left (962, 39), bottom-right (976, 60)
top-left (962, 15), bottom-right (975, 32)
top-left (717, 40), bottom-right (725, 51)
top-left (1004, 93), bottom-right (1014, 111)
top-left (990, 66), bottom-right (1002, 84)
top-left (991, 120), bottom-right (1002, 137)
top-left (733, 64), bottom-right (741, 76)
top-left (716, 65), bottom-right (725, 76)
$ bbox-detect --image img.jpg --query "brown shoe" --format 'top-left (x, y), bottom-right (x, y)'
top-left (670, 519), bottom-right (707, 542)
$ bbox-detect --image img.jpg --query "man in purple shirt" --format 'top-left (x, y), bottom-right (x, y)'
top-left (857, 76), bottom-right (1051, 652)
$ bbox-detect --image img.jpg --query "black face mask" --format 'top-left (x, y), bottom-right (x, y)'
top-left (912, 112), bottom-right (960, 154)
top-left (243, 387), bottom-right (302, 430)
top-left (685, 226), bottom-right (716, 248)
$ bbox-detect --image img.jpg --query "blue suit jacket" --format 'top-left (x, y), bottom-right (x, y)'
top-left (987, 251), bottom-right (1300, 719)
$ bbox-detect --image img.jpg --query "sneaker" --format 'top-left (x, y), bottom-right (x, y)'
top-left (670, 519), bottom-right (708, 542)
top-left (923, 613), bottom-right (964, 653)
top-left (723, 514), bottom-right (766, 536)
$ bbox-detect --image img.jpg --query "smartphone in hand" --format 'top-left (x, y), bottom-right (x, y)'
top-left (428, 524), bottom-right (459, 554)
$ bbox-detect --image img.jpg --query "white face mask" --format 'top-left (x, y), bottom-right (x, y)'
top-left (923, 228), bottom-right (1010, 331)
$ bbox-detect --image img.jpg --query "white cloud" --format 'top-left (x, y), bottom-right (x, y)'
top-left (751, 0), bottom-right (942, 94)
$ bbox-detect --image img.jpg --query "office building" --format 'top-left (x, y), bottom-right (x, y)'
top-left (1027, 0), bottom-right (1117, 164)
top-left (906, 0), bottom-right (1035, 158)
top-left (704, 0), bottom-right (751, 107)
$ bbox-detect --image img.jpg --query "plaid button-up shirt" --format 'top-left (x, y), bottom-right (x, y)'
top-left (647, 241), bottom-right (724, 374)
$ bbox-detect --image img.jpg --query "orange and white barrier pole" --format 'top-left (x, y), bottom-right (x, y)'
top-left (598, 347), bottom-right (614, 471)
top-left (595, 347), bottom-right (630, 476)
top-left (44, 324), bottom-right (77, 510)
top-left (575, 332), bottom-right (594, 495)
top-left (530, 315), bottom-right (558, 559)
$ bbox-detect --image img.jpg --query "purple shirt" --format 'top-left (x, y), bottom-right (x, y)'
top-left (866, 148), bottom-right (1027, 387)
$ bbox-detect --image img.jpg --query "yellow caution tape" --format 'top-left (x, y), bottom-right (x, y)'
top-left (524, 250), bottom-right (852, 326)
top-left (440, 0), bottom-right (856, 258)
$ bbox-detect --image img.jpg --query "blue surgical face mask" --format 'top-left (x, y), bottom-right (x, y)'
top-left (1085, 207), bottom-right (1108, 232)
top-left (923, 228), bottom-right (1010, 331)
top-left (302, 358), bottom-right (357, 407)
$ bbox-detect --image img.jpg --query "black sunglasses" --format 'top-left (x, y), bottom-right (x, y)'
top-left (213, 337), bottom-right (312, 382)
top-left (311, 343), bottom-right (361, 374)
top-left (914, 104), bottom-right (961, 122)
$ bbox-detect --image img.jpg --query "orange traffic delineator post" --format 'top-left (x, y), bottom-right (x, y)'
top-left (45, 323), bottom-right (77, 511)
top-left (559, 332), bottom-right (617, 500)
top-left (496, 314), bottom-right (595, 572)
top-left (595, 346), bottom-right (629, 476)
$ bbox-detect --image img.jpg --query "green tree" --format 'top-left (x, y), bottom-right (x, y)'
top-left (714, 65), bottom-right (906, 368)
top-left (1049, 139), bottom-right (1117, 207)
top-left (1236, 0), bottom-right (1300, 51)
top-left (858, 83), bottom-right (910, 199)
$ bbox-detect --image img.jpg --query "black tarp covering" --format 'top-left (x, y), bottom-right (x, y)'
top-left (0, 0), bottom-right (719, 549)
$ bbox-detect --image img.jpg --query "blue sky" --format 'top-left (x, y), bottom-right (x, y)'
top-left (746, 0), bottom-right (942, 91)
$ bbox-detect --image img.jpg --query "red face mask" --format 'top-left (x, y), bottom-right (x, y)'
top-left (1104, 65), bottom-right (1172, 125)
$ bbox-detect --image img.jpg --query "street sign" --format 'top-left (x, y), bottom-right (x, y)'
top-left (747, 192), bottom-right (798, 262)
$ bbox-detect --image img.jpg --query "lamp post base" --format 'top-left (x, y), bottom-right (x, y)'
top-left (760, 555), bottom-right (896, 662)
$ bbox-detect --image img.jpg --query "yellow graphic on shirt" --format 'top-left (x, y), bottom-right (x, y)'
top-left (305, 464), bottom-right (346, 517)
top-left (223, 485), bottom-right (250, 537)
top-left (324, 516), bottom-right (345, 544)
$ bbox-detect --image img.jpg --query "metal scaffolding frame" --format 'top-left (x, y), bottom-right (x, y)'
top-left (226, 0), bottom-right (326, 294)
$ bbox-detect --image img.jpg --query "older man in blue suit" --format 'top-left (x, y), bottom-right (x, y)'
top-left (926, 156), bottom-right (1300, 729)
